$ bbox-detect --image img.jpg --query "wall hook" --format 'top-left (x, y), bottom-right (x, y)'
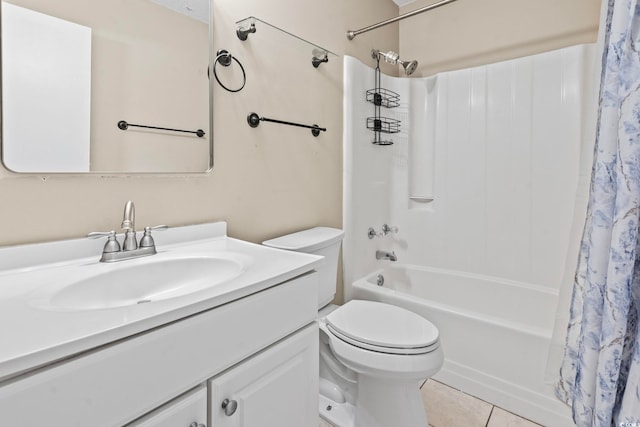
top-left (312, 49), bottom-right (329, 68)
top-left (236, 22), bottom-right (257, 41)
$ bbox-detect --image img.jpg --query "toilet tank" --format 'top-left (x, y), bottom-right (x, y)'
top-left (263, 227), bottom-right (344, 309)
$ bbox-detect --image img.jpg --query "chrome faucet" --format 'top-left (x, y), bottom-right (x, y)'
top-left (88, 200), bottom-right (168, 262)
top-left (121, 200), bottom-right (137, 251)
top-left (376, 250), bottom-right (397, 261)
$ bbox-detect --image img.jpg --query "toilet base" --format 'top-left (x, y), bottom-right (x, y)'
top-left (319, 377), bottom-right (429, 427)
top-left (319, 394), bottom-right (354, 427)
top-left (354, 376), bottom-right (428, 427)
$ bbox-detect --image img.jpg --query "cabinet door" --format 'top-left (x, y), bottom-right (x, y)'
top-left (209, 323), bottom-right (318, 427)
top-left (128, 385), bottom-right (207, 427)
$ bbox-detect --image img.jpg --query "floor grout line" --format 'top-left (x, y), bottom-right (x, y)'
top-left (485, 405), bottom-right (495, 427)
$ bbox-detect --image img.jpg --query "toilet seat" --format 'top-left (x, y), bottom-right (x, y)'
top-left (325, 300), bottom-right (439, 355)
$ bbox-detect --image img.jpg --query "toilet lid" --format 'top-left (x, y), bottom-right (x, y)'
top-left (262, 227), bottom-right (344, 252)
top-left (325, 300), bottom-right (439, 354)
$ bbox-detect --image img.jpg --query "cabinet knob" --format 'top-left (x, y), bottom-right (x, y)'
top-left (221, 398), bottom-right (238, 416)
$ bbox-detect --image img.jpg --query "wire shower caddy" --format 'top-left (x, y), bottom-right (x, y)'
top-left (366, 55), bottom-right (400, 145)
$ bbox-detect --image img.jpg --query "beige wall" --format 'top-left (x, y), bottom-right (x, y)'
top-left (0, 0), bottom-right (398, 301)
top-left (87, 1), bottom-right (210, 172)
top-left (0, 0), bottom-right (601, 303)
top-left (400, 0), bottom-right (601, 76)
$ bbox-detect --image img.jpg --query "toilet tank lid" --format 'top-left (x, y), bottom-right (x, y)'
top-left (263, 227), bottom-right (344, 252)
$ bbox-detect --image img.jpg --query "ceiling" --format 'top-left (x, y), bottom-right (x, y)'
top-left (149, 0), bottom-right (209, 23)
top-left (150, 0), bottom-right (416, 23)
top-left (392, 0), bottom-right (418, 6)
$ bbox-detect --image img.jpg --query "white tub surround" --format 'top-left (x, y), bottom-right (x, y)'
top-left (344, 44), bottom-right (596, 289)
top-left (0, 222), bottom-right (322, 427)
top-left (2, 2), bottom-right (91, 172)
top-left (343, 44), bottom-right (596, 427)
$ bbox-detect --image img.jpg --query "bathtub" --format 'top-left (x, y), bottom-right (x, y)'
top-left (350, 264), bottom-right (573, 427)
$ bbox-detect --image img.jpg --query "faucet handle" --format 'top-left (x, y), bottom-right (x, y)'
top-left (87, 230), bottom-right (121, 253)
top-left (139, 225), bottom-right (168, 248)
top-left (381, 224), bottom-right (399, 235)
top-left (147, 225), bottom-right (169, 231)
top-left (368, 227), bottom-right (380, 239)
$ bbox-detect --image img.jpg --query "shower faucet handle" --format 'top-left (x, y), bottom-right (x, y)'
top-left (368, 227), bottom-right (382, 239)
top-left (381, 224), bottom-right (398, 235)
top-left (368, 224), bottom-right (399, 239)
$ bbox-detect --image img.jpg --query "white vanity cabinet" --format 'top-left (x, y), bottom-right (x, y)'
top-left (127, 386), bottom-right (207, 427)
top-left (128, 323), bottom-right (318, 427)
top-left (0, 272), bottom-right (319, 427)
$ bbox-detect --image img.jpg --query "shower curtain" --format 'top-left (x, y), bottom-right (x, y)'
top-left (556, 0), bottom-right (640, 425)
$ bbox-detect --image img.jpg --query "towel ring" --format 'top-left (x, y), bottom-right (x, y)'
top-left (212, 49), bottom-right (246, 93)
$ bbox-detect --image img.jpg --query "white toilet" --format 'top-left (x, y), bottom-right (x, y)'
top-left (263, 227), bottom-right (443, 427)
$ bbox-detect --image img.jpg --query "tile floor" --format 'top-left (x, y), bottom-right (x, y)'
top-left (421, 380), bottom-right (542, 427)
top-left (318, 379), bottom-right (543, 427)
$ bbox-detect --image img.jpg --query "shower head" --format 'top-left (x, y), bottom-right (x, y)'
top-left (371, 49), bottom-right (418, 75)
top-left (400, 59), bottom-right (418, 75)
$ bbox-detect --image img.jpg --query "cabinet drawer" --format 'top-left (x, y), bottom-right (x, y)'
top-left (127, 385), bottom-right (207, 427)
top-left (0, 272), bottom-right (317, 427)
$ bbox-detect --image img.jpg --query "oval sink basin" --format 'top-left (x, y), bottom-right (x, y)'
top-left (48, 256), bottom-right (243, 310)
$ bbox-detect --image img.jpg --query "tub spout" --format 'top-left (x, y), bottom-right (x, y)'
top-left (376, 250), bottom-right (397, 261)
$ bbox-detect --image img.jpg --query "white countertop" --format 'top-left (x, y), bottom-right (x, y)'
top-left (0, 222), bottom-right (323, 382)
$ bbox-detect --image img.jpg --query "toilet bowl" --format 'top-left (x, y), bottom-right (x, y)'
top-left (263, 227), bottom-right (443, 427)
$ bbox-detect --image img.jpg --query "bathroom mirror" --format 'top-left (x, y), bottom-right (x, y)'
top-left (0, 0), bottom-right (212, 173)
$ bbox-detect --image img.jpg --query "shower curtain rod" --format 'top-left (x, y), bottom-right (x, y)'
top-left (347, 0), bottom-right (459, 40)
